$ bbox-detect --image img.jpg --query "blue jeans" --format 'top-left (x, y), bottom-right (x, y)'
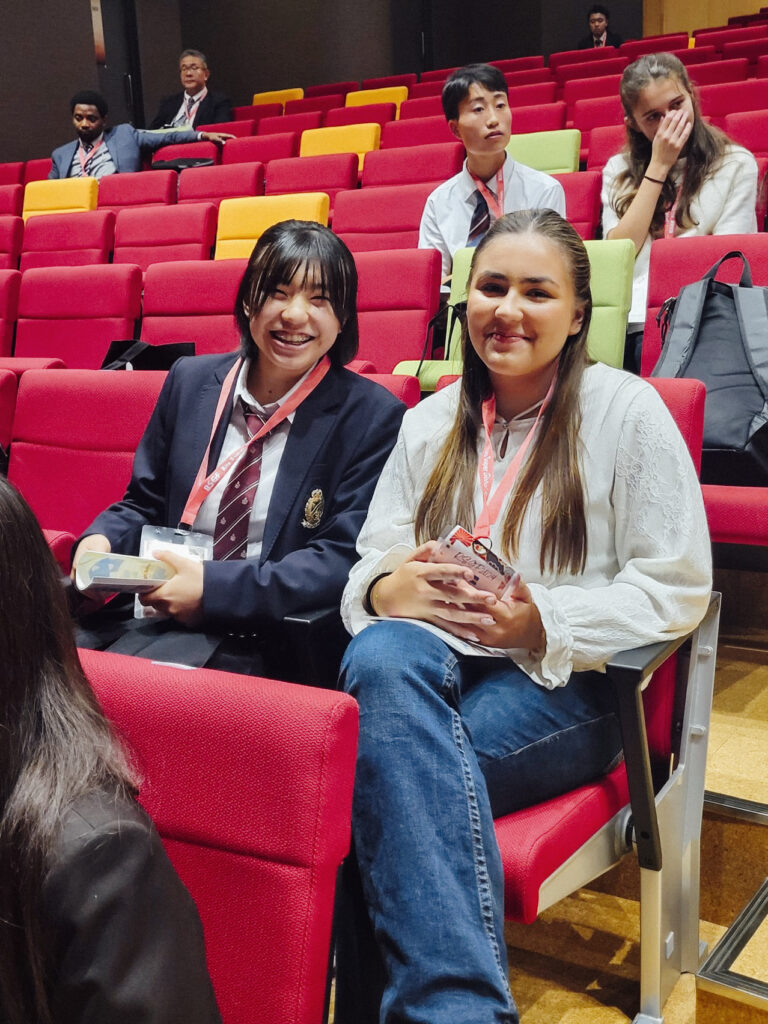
top-left (336, 620), bottom-right (622, 1024)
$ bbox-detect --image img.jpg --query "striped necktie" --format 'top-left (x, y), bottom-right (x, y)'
top-left (213, 401), bottom-right (270, 561)
top-left (467, 189), bottom-right (491, 247)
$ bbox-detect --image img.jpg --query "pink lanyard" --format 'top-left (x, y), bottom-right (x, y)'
top-left (664, 185), bottom-right (682, 238)
top-left (470, 167), bottom-right (505, 221)
top-left (473, 379), bottom-right (555, 541)
top-left (179, 356), bottom-right (331, 528)
top-left (78, 137), bottom-right (104, 175)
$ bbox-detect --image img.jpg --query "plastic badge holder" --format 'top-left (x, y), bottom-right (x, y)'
top-left (135, 525), bottom-right (213, 619)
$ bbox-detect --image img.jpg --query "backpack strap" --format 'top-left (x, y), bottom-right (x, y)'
top-left (651, 277), bottom-right (710, 378)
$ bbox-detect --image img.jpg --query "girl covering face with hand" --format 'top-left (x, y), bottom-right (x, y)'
top-left (335, 209), bottom-right (712, 1024)
top-left (602, 52), bottom-right (758, 370)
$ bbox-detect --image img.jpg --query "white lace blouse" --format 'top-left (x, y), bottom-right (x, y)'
top-left (341, 362), bottom-right (712, 689)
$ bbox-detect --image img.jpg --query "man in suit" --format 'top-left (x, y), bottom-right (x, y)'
top-left (577, 5), bottom-right (623, 48)
top-left (149, 49), bottom-right (232, 130)
top-left (49, 90), bottom-right (232, 178)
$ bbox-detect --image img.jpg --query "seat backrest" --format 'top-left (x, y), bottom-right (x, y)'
top-left (618, 32), bottom-right (690, 58)
top-left (231, 102), bottom-right (282, 123)
top-left (0, 183), bottom-right (23, 216)
top-left (304, 80), bottom-right (358, 98)
top-left (177, 162), bottom-right (265, 206)
top-left (586, 123), bottom-right (626, 171)
top-left (354, 248), bottom-right (442, 370)
top-left (0, 368), bottom-right (16, 453)
top-left (345, 85), bottom-right (408, 116)
top-left (555, 57), bottom-right (628, 87)
top-left (22, 158), bottom-right (53, 183)
top-left (251, 87), bottom-right (304, 109)
top-left (196, 119), bottom-right (255, 137)
top-left (264, 153), bottom-right (357, 210)
top-left (359, 372), bottom-right (421, 407)
top-left (361, 141), bottom-right (463, 188)
top-left (573, 95), bottom-right (625, 160)
top-left (562, 74), bottom-right (622, 123)
top-left (0, 215), bottom-right (23, 275)
top-left (381, 115), bottom-right (455, 148)
top-left (721, 36), bottom-right (768, 64)
top-left (552, 170), bottom-right (601, 239)
top-left (548, 46), bottom-right (619, 70)
top-left (285, 94), bottom-right (345, 116)
top-left (694, 22), bottom-right (767, 50)
top-left (698, 79), bottom-right (768, 127)
top-left (505, 81), bottom-right (557, 106)
top-left (141, 258), bottom-right (247, 354)
top-left (299, 124), bottom-right (381, 171)
top-left (0, 267), bottom-right (21, 357)
top-left (151, 140), bottom-right (220, 166)
top-left (97, 169), bottom-right (178, 212)
top-left (223, 133), bottom-right (299, 165)
top-left (419, 65), bottom-right (459, 82)
top-left (505, 129), bottom-right (580, 174)
top-left (502, 67), bottom-right (554, 87)
top-left (723, 109), bottom-right (768, 157)
top-left (670, 44), bottom-right (719, 64)
top-left (20, 209), bottom-right (116, 271)
top-left (22, 177), bottom-right (98, 220)
top-left (324, 103), bottom-right (396, 130)
top-left (81, 648), bottom-right (358, 1024)
top-left (15, 264), bottom-right (143, 367)
top-left (8, 368), bottom-right (165, 533)
top-left (510, 102), bottom-right (567, 135)
top-left (399, 96), bottom-right (444, 119)
top-left (362, 73), bottom-right (418, 90)
top-left (258, 111), bottom-right (323, 136)
top-left (641, 235), bottom-right (768, 374)
top-left (113, 202), bottom-right (217, 272)
top-left (0, 161), bottom-right (24, 186)
top-left (688, 57), bottom-right (750, 86)
top-left (333, 182), bottom-right (433, 252)
top-left (214, 194), bottom-right (329, 260)
top-left (490, 56), bottom-right (545, 72)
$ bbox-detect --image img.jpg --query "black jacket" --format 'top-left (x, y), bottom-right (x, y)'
top-left (148, 90), bottom-right (232, 130)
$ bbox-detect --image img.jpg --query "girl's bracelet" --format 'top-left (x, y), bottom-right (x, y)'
top-left (644, 173), bottom-right (666, 186)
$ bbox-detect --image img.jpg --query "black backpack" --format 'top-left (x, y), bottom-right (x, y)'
top-left (652, 251), bottom-right (768, 487)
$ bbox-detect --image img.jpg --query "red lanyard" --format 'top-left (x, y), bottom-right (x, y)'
top-left (78, 137), bottom-right (104, 175)
top-left (664, 184), bottom-right (682, 238)
top-left (470, 167), bottom-right (505, 221)
top-left (473, 378), bottom-right (555, 541)
top-left (179, 356), bottom-right (331, 529)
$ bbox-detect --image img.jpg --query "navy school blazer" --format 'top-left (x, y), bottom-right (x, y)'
top-left (83, 353), bottom-right (405, 633)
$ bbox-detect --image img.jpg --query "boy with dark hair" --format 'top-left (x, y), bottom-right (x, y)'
top-left (49, 90), bottom-right (232, 179)
top-left (418, 64), bottom-right (566, 282)
top-left (578, 5), bottom-right (623, 48)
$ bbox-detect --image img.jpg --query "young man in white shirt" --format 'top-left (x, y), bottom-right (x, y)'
top-left (418, 64), bottom-right (567, 284)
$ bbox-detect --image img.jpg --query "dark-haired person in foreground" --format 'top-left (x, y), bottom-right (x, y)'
top-left (71, 220), bottom-right (405, 674)
top-left (49, 90), bottom-right (232, 179)
top-left (418, 63), bottom-right (566, 284)
top-left (0, 478), bottom-right (221, 1024)
top-left (149, 48), bottom-right (232, 130)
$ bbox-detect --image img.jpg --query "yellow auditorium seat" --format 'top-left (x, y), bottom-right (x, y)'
top-left (22, 177), bottom-right (98, 221)
top-left (214, 193), bottom-right (330, 260)
top-left (300, 124), bottom-right (381, 171)
top-left (251, 88), bottom-right (304, 110)
top-left (506, 128), bottom-right (581, 174)
top-left (345, 86), bottom-right (409, 117)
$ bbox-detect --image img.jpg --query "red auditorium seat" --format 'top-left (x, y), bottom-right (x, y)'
top-left (360, 372), bottom-right (420, 407)
top-left (82, 648), bottom-right (359, 1024)
top-left (333, 181), bottom-right (434, 251)
top-left (19, 209), bottom-right (115, 271)
top-left (362, 73), bottom-right (418, 89)
top-left (113, 202), bottom-right (217, 272)
top-left (552, 171), bottom-right (601, 239)
top-left (98, 169), bottom-right (178, 212)
top-left (723, 110), bottom-right (768, 157)
top-left (284, 94), bottom-right (346, 116)
top-left (0, 368), bottom-right (15, 462)
top-left (555, 57), bottom-right (628, 89)
top-left (257, 111), bottom-right (323, 136)
top-left (304, 80), bottom-right (358, 97)
top-left (0, 161), bottom-right (24, 186)
top-left (688, 58), bottom-right (750, 86)
top-left (354, 248), bottom-right (442, 371)
top-left (0, 215), bottom-right (23, 272)
top-left (619, 33), bottom-right (690, 58)
top-left (502, 68), bottom-right (554, 87)
top-left (152, 140), bottom-right (221, 166)
top-left (489, 56), bottom-right (545, 72)
top-left (141, 258), bottom-right (246, 355)
top-left (197, 119), bottom-right (255, 137)
top-left (407, 81), bottom-right (446, 99)
top-left (324, 103), bottom-right (396, 130)
top-left (399, 96), bottom-right (444, 119)
top-left (670, 44), bottom-right (719, 65)
top-left (381, 115), bottom-right (454, 148)
top-left (0, 184), bottom-right (23, 216)
top-left (361, 141), bottom-right (463, 188)
top-left (23, 158), bottom-right (53, 183)
top-left (0, 268), bottom-right (20, 357)
top-left (419, 66), bottom-right (459, 83)
top-left (721, 36), bottom-right (768, 70)
top-left (510, 102), bottom-right (567, 134)
top-left (693, 23), bottom-right (768, 51)
top-left (231, 102), bottom-right (282, 125)
top-left (15, 264), bottom-right (142, 368)
top-left (548, 46), bottom-right (619, 71)
top-left (7, 368), bottom-right (165, 563)
top-left (573, 95), bottom-right (625, 164)
top-left (265, 153), bottom-right (357, 215)
top-left (223, 133), bottom-right (300, 164)
top-left (506, 81), bottom-right (557, 106)
top-left (562, 73), bottom-right (622, 126)
top-left (177, 162), bottom-right (265, 207)
top-left (586, 123), bottom-right (626, 171)
top-left (698, 80), bottom-right (768, 129)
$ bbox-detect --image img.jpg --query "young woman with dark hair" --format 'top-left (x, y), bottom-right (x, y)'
top-left (335, 209), bottom-right (712, 1023)
top-left (602, 52), bottom-right (758, 369)
top-left (72, 220), bottom-right (404, 673)
top-left (0, 477), bottom-right (220, 1024)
